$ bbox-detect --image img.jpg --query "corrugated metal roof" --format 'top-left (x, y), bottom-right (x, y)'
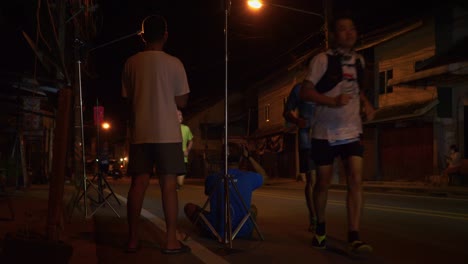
top-left (388, 62), bottom-right (468, 86)
top-left (364, 99), bottom-right (438, 125)
top-left (287, 20), bottom-right (424, 72)
top-left (416, 35), bottom-right (468, 70)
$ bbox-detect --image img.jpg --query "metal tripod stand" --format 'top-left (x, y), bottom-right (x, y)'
top-left (67, 26), bottom-right (140, 219)
top-left (192, 0), bottom-right (263, 250)
top-left (193, 168), bottom-right (264, 244)
top-left (88, 98), bottom-right (121, 207)
top-left (68, 56), bottom-right (119, 219)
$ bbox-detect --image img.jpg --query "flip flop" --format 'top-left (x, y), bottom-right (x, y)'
top-left (177, 231), bottom-right (191, 242)
top-left (161, 243), bottom-right (191, 255)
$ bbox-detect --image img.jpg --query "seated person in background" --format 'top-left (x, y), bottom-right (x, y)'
top-left (184, 142), bottom-right (267, 241)
top-left (442, 144), bottom-right (462, 185)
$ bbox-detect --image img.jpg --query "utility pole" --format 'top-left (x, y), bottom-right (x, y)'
top-left (47, 0), bottom-right (72, 241)
top-left (323, 0), bottom-right (332, 50)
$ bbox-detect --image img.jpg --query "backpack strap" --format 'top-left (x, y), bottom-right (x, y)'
top-left (315, 52), bottom-right (365, 94)
top-left (355, 57), bottom-right (364, 91)
top-left (315, 54), bottom-right (342, 94)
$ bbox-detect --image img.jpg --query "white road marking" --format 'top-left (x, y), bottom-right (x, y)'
top-left (111, 192), bottom-right (230, 264)
top-left (254, 192), bottom-right (468, 221)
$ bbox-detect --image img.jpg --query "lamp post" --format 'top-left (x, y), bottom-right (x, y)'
top-left (223, 0), bottom-right (232, 249)
top-left (216, 0), bottom-right (329, 251)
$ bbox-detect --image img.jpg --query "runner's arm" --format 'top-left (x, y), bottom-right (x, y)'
top-left (242, 146), bottom-right (268, 185)
top-left (300, 80), bottom-right (350, 107)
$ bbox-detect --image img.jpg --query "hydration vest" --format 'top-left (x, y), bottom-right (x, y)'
top-left (315, 52), bottom-right (364, 94)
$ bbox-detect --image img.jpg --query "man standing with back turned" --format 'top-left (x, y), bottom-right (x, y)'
top-left (121, 15), bottom-right (191, 255)
top-left (300, 15), bottom-right (375, 255)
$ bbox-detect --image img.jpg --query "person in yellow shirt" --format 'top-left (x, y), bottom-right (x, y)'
top-left (177, 109), bottom-right (193, 189)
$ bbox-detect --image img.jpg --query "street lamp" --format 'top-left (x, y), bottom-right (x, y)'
top-left (101, 122), bottom-right (110, 130)
top-left (101, 122), bottom-right (111, 156)
top-left (247, 0), bottom-right (324, 19)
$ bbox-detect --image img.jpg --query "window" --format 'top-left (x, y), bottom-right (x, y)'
top-left (415, 59), bottom-right (428, 72)
top-left (379, 69), bottom-right (393, 94)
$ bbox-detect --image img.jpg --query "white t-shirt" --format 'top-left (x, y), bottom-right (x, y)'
top-left (122, 51), bottom-right (190, 144)
top-left (304, 49), bottom-right (364, 143)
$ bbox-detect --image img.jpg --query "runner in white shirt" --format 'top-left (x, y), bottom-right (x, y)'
top-left (300, 15), bottom-right (375, 255)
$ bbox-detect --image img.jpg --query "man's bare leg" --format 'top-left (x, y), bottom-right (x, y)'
top-left (176, 175), bottom-right (185, 189)
top-left (344, 155), bottom-right (372, 253)
top-left (159, 174), bottom-right (182, 249)
top-left (311, 165), bottom-right (333, 248)
top-left (305, 169), bottom-right (316, 231)
top-left (126, 173), bottom-right (150, 249)
top-left (314, 165), bottom-right (333, 224)
top-left (345, 156), bottom-right (363, 232)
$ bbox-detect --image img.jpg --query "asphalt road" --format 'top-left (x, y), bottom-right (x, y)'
top-left (102, 177), bottom-right (468, 264)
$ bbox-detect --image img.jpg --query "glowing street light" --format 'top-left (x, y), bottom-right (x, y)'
top-left (101, 122), bottom-right (110, 130)
top-left (247, 0), bottom-right (263, 9)
top-left (247, 0), bottom-right (324, 19)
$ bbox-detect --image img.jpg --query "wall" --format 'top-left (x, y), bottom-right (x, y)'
top-left (376, 19), bottom-right (438, 109)
top-left (371, 18), bottom-right (438, 180)
top-left (257, 78), bottom-right (296, 130)
top-left (184, 91), bottom-right (256, 178)
top-left (434, 5), bottom-right (468, 167)
top-left (379, 122), bottom-right (434, 181)
top-left (251, 68), bottom-right (307, 179)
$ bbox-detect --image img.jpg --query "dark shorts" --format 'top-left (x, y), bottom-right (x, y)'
top-left (126, 143), bottom-right (186, 176)
top-left (311, 139), bottom-right (364, 166)
top-left (299, 148), bottom-right (316, 173)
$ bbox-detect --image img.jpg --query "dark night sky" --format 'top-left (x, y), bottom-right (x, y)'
top-left (87, 0), bottom-right (327, 108)
top-left (82, 0), bottom-right (431, 130)
top-left (1, 0), bottom-right (435, 139)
